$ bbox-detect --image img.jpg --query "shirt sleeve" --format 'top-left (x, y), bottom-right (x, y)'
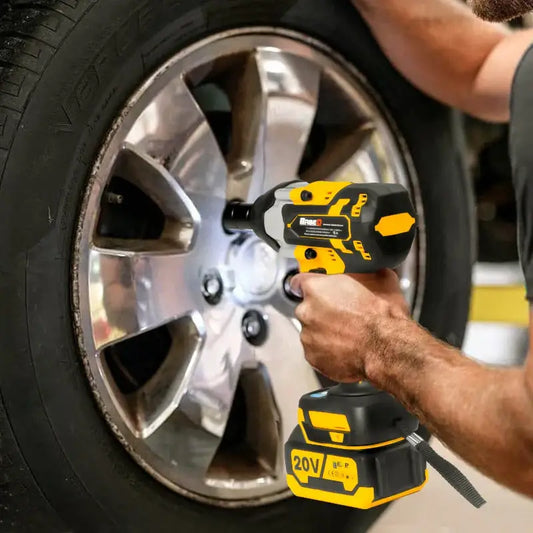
top-left (509, 44), bottom-right (533, 301)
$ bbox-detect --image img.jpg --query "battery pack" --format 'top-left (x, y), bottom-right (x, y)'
top-left (284, 385), bottom-right (428, 509)
top-left (285, 424), bottom-right (427, 509)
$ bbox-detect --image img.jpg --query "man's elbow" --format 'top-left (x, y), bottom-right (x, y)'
top-left (468, 30), bottom-right (533, 124)
top-left (462, 93), bottom-right (510, 123)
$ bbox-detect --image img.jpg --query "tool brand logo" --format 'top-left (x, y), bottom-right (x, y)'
top-left (300, 217), bottom-right (323, 227)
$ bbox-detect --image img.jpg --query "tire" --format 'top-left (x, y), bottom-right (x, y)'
top-left (0, 0), bottom-right (473, 531)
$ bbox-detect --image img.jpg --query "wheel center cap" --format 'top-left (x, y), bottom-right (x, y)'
top-left (232, 237), bottom-right (280, 298)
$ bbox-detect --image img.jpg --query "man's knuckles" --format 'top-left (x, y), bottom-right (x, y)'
top-left (294, 303), bottom-right (311, 324)
top-left (300, 328), bottom-right (315, 346)
top-left (295, 302), bottom-right (327, 326)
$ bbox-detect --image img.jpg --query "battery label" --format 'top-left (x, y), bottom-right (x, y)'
top-left (291, 450), bottom-right (325, 484)
top-left (289, 215), bottom-right (349, 240)
top-left (322, 455), bottom-right (358, 492)
top-left (290, 450), bottom-right (358, 492)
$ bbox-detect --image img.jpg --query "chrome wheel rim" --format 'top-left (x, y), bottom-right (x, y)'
top-left (73, 28), bottom-right (424, 507)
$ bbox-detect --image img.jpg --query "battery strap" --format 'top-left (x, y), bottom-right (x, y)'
top-left (395, 420), bottom-right (486, 508)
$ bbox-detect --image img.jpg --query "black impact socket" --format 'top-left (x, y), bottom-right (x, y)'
top-left (222, 201), bottom-right (253, 233)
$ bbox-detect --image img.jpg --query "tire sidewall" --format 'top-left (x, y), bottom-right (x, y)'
top-left (0, 0), bottom-right (472, 531)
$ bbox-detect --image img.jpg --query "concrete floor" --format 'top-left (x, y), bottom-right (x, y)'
top-left (371, 263), bottom-right (533, 532)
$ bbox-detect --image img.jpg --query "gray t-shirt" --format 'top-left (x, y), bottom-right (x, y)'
top-left (510, 44), bottom-right (533, 300)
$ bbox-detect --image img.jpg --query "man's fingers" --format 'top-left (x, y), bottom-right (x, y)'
top-left (290, 272), bottom-right (323, 298)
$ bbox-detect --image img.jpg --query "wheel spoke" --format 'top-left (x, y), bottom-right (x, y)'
top-left (236, 363), bottom-right (283, 477)
top-left (146, 305), bottom-right (252, 476)
top-left (352, 142), bottom-right (387, 183)
top-left (302, 122), bottom-right (375, 182)
top-left (129, 312), bottom-right (206, 438)
top-left (126, 76), bottom-right (227, 199)
top-left (226, 48), bottom-right (320, 201)
top-left (144, 407), bottom-right (226, 478)
top-left (112, 145), bottom-right (201, 250)
top-left (254, 306), bottom-right (321, 444)
top-left (179, 306), bottom-right (250, 437)
top-left (88, 247), bottom-right (204, 350)
top-left (341, 130), bottom-right (398, 184)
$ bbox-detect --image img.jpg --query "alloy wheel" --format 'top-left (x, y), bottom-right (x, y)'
top-left (73, 29), bottom-right (424, 506)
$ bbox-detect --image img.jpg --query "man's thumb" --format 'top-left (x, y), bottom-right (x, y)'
top-left (289, 272), bottom-right (323, 299)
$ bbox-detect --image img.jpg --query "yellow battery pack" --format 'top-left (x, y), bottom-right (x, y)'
top-left (285, 384), bottom-right (428, 509)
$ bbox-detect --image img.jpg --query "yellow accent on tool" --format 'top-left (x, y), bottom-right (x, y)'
top-left (328, 198), bottom-right (351, 216)
top-left (354, 240), bottom-right (372, 261)
top-left (287, 470), bottom-right (429, 510)
top-left (329, 432), bottom-right (345, 443)
top-left (309, 411), bottom-right (350, 432)
top-left (294, 245), bottom-right (345, 274)
top-left (297, 407), bottom-right (405, 451)
top-left (289, 181), bottom-right (351, 206)
top-left (375, 212), bottom-right (416, 237)
top-left (331, 238), bottom-right (353, 254)
top-left (351, 193), bottom-right (368, 218)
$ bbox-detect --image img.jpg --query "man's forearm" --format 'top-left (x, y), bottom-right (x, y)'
top-left (365, 316), bottom-right (533, 496)
top-left (352, 0), bottom-right (533, 122)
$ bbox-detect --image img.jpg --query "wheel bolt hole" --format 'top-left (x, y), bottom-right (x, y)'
top-left (202, 271), bottom-right (223, 305)
top-left (242, 310), bottom-right (268, 346)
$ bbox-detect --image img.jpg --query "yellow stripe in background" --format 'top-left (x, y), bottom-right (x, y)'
top-left (470, 285), bottom-right (529, 326)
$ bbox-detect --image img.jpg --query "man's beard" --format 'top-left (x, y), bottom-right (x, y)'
top-left (469, 0), bottom-right (533, 21)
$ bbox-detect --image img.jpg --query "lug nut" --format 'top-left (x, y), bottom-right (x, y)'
top-left (202, 270), bottom-right (223, 305)
top-left (242, 310), bottom-right (268, 346)
top-left (244, 317), bottom-right (261, 337)
top-left (205, 278), bottom-right (221, 296)
top-left (283, 270), bottom-right (302, 302)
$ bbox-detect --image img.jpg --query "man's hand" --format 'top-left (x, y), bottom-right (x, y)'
top-left (290, 269), bottom-right (409, 382)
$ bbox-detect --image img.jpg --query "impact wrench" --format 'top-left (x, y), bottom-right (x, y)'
top-left (222, 180), bottom-right (485, 510)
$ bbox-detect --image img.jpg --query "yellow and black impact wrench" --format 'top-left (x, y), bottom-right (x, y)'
top-left (223, 180), bottom-right (485, 510)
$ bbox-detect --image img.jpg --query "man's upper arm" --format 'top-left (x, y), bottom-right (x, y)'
top-left (351, 0), bottom-right (533, 121)
top-left (472, 29), bottom-right (533, 122)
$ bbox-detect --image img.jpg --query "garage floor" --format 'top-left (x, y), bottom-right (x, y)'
top-left (370, 263), bottom-right (533, 532)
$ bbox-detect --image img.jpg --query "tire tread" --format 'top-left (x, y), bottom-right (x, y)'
top-left (0, 0), bottom-right (94, 177)
top-left (0, 1), bottom-right (94, 529)
top-left (0, 390), bottom-right (67, 531)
